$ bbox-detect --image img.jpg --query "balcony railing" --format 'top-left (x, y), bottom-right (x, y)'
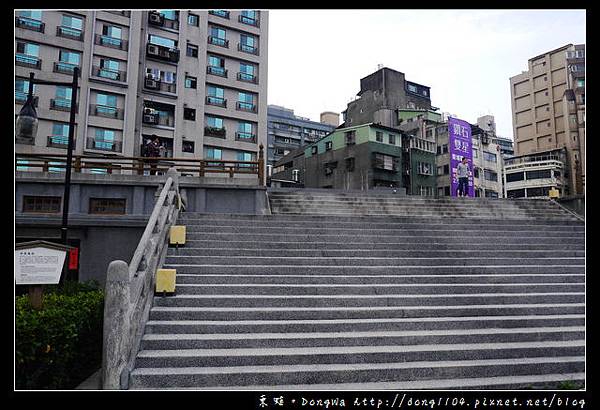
top-left (206, 96), bottom-right (227, 107)
top-left (89, 104), bottom-right (124, 120)
top-left (57, 26), bottom-right (84, 41)
top-left (15, 16), bottom-right (45, 32)
top-left (237, 72), bottom-right (257, 84)
top-left (238, 15), bottom-right (259, 27)
top-left (15, 93), bottom-right (39, 107)
top-left (92, 65), bottom-right (127, 82)
top-left (148, 11), bottom-right (179, 30)
top-left (105, 10), bottom-right (131, 17)
top-left (50, 99), bottom-right (77, 112)
top-left (209, 10), bottom-right (230, 19)
top-left (208, 36), bottom-right (229, 48)
top-left (53, 61), bottom-right (81, 76)
top-left (146, 43), bottom-right (180, 63)
top-left (86, 137), bottom-right (122, 152)
top-left (236, 101), bottom-right (257, 112)
top-left (47, 135), bottom-right (69, 148)
top-left (207, 66), bottom-right (227, 77)
top-left (94, 34), bottom-right (128, 51)
top-left (16, 54), bottom-right (41, 69)
top-left (238, 43), bottom-right (259, 55)
top-left (143, 77), bottom-right (176, 94)
top-left (235, 132), bottom-right (256, 143)
top-left (204, 126), bottom-right (226, 138)
top-left (142, 111), bottom-right (175, 127)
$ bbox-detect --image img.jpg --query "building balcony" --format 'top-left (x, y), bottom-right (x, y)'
top-left (237, 72), bottom-right (257, 84)
top-left (209, 10), bottom-right (230, 19)
top-left (56, 26), bottom-right (84, 41)
top-left (15, 16), bottom-right (45, 32)
top-left (146, 43), bottom-right (180, 63)
top-left (15, 54), bottom-right (41, 70)
top-left (148, 11), bottom-right (179, 30)
top-left (50, 99), bottom-right (77, 112)
top-left (235, 132), bottom-right (257, 143)
top-left (206, 96), bottom-right (227, 108)
top-left (208, 36), bottom-right (229, 48)
top-left (236, 101), bottom-right (257, 113)
top-left (15, 92), bottom-right (38, 107)
top-left (106, 10), bottom-right (131, 17)
top-left (89, 104), bottom-right (124, 120)
top-left (204, 126), bottom-right (226, 138)
top-left (143, 77), bottom-right (176, 94)
top-left (207, 66), bottom-right (228, 77)
top-left (86, 137), bottom-right (122, 152)
top-left (238, 15), bottom-right (259, 27)
top-left (94, 34), bottom-right (128, 51)
top-left (92, 65), bottom-right (127, 82)
top-left (47, 135), bottom-right (69, 149)
top-left (142, 110), bottom-right (174, 127)
top-left (238, 43), bottom-right (259, 55)
top-left (53, 62), bottom-right (81, 76)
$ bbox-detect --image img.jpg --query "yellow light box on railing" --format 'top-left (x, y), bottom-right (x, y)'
top-left (156, 269), bottom-right (176, 294)
top-left (169, 225), bottom-right (186, 246)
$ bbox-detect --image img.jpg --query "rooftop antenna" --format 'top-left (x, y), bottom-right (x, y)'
top-left (377, 63), bottom-right (383, 70)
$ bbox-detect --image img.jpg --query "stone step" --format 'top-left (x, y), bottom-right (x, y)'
top-left (139, 326), bottom-right (585, 351)
top-left (152, 293), bottom-right (584, 308)
top-left (145, 314), bottom-right (586, 335)
top-left (178, 213), bottom-right (584, 225)
top-left (174, 273), bottom-right (585, 285)
top-left (267, 193), bottom-right (557, 204)
top-left (148, 303), bottom-right (585, 321)
top-left (129, 355), bottom-right (584, 388)
top-left (268, 201), bottom-right (564, 211)
top-left (174, 282), bottom-right (585, 295)
top-left (164, 264), bottom-right (585, 275)
top-left (168, 248), bottom-right (585, 258)
top-left (163, 255), bottom-right (585, 266)
top-left (179, 233), bottom-right (585, 244)
top-left (178, 240), bottom-right (585, 251)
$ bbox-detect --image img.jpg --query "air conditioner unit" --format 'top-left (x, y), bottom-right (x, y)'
top-left (168, 49), bottom-right (180, 63)
top-left (143, 114), bottom-right (157, 124)
top-left (144, 107), bottom-right (155, 114)
top-left (144, 78), bottom-right (160, 89)
top-left (149, 12), bottom-right (164, 25)
top-left (147, 44), bottom-right (160, 56)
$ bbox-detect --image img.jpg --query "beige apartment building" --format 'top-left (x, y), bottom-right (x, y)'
top-left (509, 43), bottom-right (585, 195)
top-left (15, 9), bottom-right (268, 173)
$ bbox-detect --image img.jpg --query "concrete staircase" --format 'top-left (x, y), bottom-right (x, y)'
top-left (129, 190), bottom-right (585, 389)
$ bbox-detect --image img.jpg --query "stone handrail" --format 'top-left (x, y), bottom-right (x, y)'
top-left (101, 167), bottom-right (183, 389)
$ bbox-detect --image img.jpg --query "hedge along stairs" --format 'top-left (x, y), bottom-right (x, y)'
top-left (129, 189), bottom-right (585, 389)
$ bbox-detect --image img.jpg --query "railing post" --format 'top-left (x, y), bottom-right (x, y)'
top-left (137, 158), bottom-right (144, 176)
top-left (229, 166), bottom-right (235, 178)
top-left (42, 160), bottom-right (49, 173)
top-left (258, 144), bottom-right (265, 186)
top-left (199, 160), bottom-right (205, 177)
top-left (102, 260), bottom-right (131, 390)
top-left (74, 156), bottom-right (82, 173)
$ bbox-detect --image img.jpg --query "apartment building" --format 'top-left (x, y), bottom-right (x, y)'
top-left (267, 105), bottom-right (337, 172)
top-left (15, 9), bottom-right (268, 174)
top-left (503, 148), bottom-right (567, 198)
top-left (509, 43), bottom-right (585, 195)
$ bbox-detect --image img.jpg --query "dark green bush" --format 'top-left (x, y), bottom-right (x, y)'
top-left (15, 281), bottom-right (104, 389)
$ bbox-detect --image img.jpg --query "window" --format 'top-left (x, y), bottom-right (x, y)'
top-left (418, 162), bottom-right (433, 175)
top-left (237, 151), bottom-right (255, 168)
top-left (62, 15), bottom-right (83, 30)
top-left (101, 25), bottom-right (122, 48)
top-left (206, 116), bottom-right (224, 129)
top-left (237, 121), bottom-right (254, 141)
top-left (206, 85), bottom-right (225, 106)
top-left (485, 190), bottom-right (499, 198)
top-left (187, 13), bottom-right (199, 26)
top-left (472, 150), bottom-right (478, 158)
top-left (99, 58), bottom-right (120, 80)
top-left (345, 131), bottom-right (356, 145)
top-left (95, 93), bottom-right (117, 116)
top-left (325, 141), bottom-right (332, 151)
top-left (186, 43), bottom-right (198, 57)
top-left (205, 147), bottom-right (222, 160)
top-left (157, 10), bottom-right (178, 20)
top-left (484, 169), bottom-right (498, 182)
top-left (526, 169), bottom-right (552, 180)
top-left (149, 34), bottom-right (176, 49)
top-left (89, 198), bottom-right (126, 215)
top-left (407, 84), bottom-right (417, 93)
top-left (184, 108), bottom-right (196, 121)
top-left (576, 79), bottom-right (585, 88)
top-left (182, 141), bottom-right (195, 153)
top-left (184, 75), bottom-right (197, 89)
top-left (240, 10), bottom-right (258, 25)
top-left (239, 62), bottom-right (256, 82)
top-left (436, 145), bottom-right (441, 155)
top-left (388, 134), bottom-right (396, 145)
top-left (15, 78), bottom-right (36, 103)
top-left (311, 146), bottom-right (318, 155)
top-left (16, 41), bottom-right (40, 67)
top-left (209, 10), bottom-right (230, 18)
top-left (554, 170), bottom-right (561, 178)
top-left (442, 144), bottom-right (448, 154)
top-left (50, 123), bottom-right (70, 146)
top-left (23, 196), bottom-right (61, 213)
top-left (209, 27), bottom-right (227, 47)
top-left (18, 10), bottom-right (42, 20)
top-left (373, 153), bottom-right (396, 171)
top-left (52, 86), bottom-right (72, 110)
top-left (94, 128), bottom-right (116, 150)
top-left (443, 164), bottom-right (449, 175)
top-left (207, 55), bottom-right (226, 76)
top-left (483, 151), bottom-right (497, 163)
top-left (239, 34), bottom-right (257, 54)
top-left (59, 50), bottom-right (81, 67)
top-left (237, 92), bottom-right (255, 111)
top-left (444, 186), bottom-right (451, 196)
top-left (526, 187), bottom-right (551, 197)
top-left (16, 10), bottom-right (44, 31)
top-left (345, 157), bottom-right (355, 171)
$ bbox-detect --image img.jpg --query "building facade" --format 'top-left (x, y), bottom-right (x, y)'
top-left (503, 148), bottom-right (567, 198)
top-left (266, 105), bottom-right (336, 172)
top-left (15, 9), bottom-right (268, 174)
top-left (509, 43), bottom-right (585, 195)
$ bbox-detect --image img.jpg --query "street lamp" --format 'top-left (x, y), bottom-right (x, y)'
top-left (16, 67), bottom-right (79, 245)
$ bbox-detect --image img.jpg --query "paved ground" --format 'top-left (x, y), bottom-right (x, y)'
top-left (75, 369), bottom-right (101, 389)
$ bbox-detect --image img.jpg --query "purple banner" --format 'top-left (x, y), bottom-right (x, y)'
top-left (448, 116), bottom-right (474, 197)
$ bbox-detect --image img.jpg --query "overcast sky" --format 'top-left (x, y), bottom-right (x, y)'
top-left (267, 9), bottom-right (586, 139)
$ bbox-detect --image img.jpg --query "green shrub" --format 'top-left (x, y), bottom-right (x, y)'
top-left (15, 281), bottom-right (104, 389)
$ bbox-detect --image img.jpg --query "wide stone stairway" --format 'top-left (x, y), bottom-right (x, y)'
top-left (129, 190), bottom-right (585, 389)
